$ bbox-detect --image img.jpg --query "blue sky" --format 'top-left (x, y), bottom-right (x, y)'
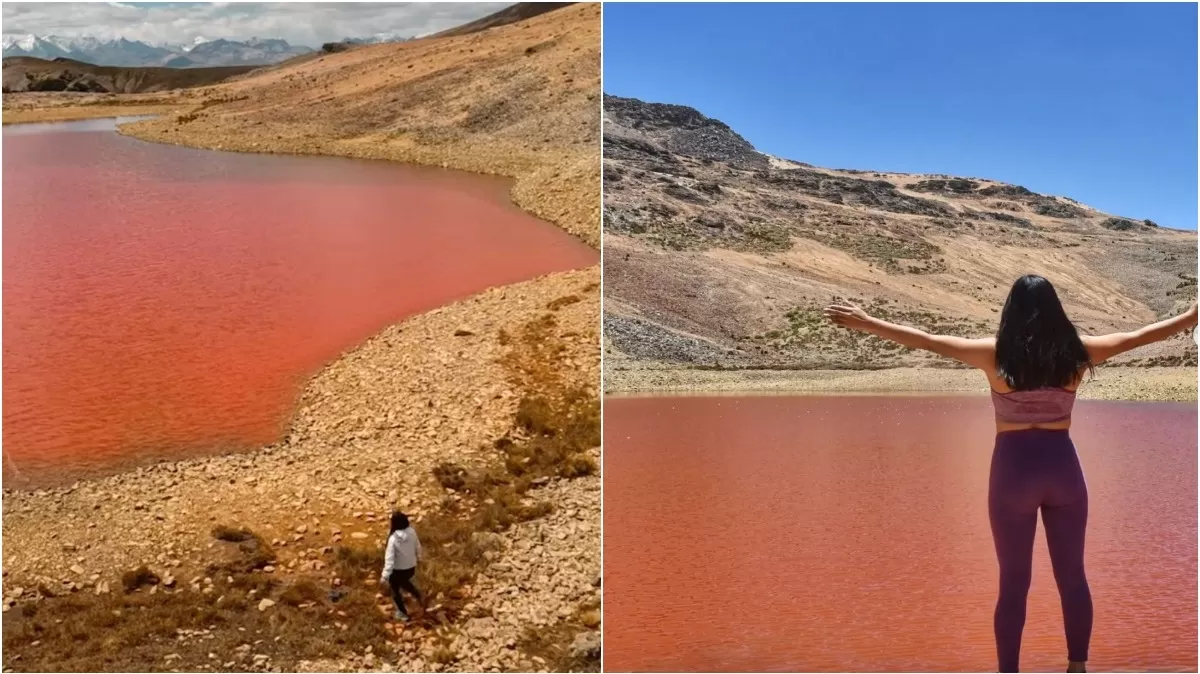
top-left (604, 3), bottom-right (1198, 230)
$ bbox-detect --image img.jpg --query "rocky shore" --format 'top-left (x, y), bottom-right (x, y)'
top-left (5, 269), bottom-right (600, 672)
top-left (1, 91), bottom-right (186, 124)
top-left (3, 4), bottom-right (601, 672)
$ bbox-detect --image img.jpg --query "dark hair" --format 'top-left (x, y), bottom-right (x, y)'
top-left (389, 511), bottom-right (410, 534)
top-left (995, 275), bottom-right (1093, 390)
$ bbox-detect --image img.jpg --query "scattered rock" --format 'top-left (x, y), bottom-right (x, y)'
top-left (570, 631), bottom-right (601, 660)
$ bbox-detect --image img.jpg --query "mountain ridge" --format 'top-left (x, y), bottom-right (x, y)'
top-left (2, 34), bottom-right (321, 68)
top-left (604, 94), bottom-right (1174, 227)
top-left (602, 94), bottom-right (1196, 375)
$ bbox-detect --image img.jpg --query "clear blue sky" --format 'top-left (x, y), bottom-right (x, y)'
top-left (604, 2), bottom-right (1198, 230)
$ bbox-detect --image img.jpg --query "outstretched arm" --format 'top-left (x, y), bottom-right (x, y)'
top-left (1082, 302), bottom-right (1197, 364)
top-left (824, 303), bottom-right (995, 370)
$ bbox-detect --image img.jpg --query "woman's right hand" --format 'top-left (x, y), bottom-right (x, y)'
top-left (824, 303), bottom-right (873, 332)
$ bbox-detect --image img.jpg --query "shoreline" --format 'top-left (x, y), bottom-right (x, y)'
top-left (604, 365), bottom-right (1198, 402)
top-left (1, 103), bottom-right (183, 125)
top-left (2, 97), bottom-right (598, 248)
top-left (114, 120), bottom-right (600, 248)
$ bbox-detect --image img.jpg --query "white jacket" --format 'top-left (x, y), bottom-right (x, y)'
top-left (381, 527), bottom-right (422, 580)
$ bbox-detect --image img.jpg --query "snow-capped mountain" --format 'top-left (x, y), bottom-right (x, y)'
top-left (342, 32), bottom-right (412, 45)
top-left (2, 34), bottom-right (75, 60)
top-left (2, 34), bottom-right (314, 68)
top-left (169, 37), bottom-right (311, 66)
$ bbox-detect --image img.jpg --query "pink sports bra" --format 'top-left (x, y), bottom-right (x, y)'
top-left (990, 387), bottom-right (1077, 424)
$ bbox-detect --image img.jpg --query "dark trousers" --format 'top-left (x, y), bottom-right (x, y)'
top-left (388, 567), bottom-right (422, 616)
top-left (989, 430), bottom-right (1093, 672)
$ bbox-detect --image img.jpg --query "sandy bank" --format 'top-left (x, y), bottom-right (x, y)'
top-left (605, 365), bottom-right (1198, 402)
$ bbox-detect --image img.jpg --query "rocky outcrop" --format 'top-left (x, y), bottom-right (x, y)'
top-left (604, 94), bottom-right (768, 168)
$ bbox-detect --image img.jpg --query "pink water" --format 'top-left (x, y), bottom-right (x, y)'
top-left (604, 394), bottom-right (1197, 672)
top-left (3, 117), bottom-right (597, 485)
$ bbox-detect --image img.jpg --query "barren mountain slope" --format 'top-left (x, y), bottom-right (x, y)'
top-left (603, 95), bottom-right (1197, 377)
top-left (115, 2), bottom-right (599, 246)
top-left (432, 2), bottom-right (576, 38)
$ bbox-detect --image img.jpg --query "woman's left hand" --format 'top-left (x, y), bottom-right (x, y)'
top-left (824, 303), bottom-right (873, 331)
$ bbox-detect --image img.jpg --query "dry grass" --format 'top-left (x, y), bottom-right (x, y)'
top-left (742, 299), bottom-right (994, 369)
top-left (516, 596), bottom-right (602, 672)
top-left (547, 294), bottom-right (582, 311)
top-left (206, 527), bottom-right (276, 575)
top-left (3, 527), bottom-right (393, 672)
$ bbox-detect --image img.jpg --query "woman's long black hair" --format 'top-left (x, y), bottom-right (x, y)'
top-left (389, 511), bottom-right (410, 534)
top-left (995, 275), bottom-right (1093, 390)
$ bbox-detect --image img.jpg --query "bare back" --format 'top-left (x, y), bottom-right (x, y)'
top-left (970, 338), bottom-right (1081, 433)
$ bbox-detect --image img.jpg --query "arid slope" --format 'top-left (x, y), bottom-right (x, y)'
top-left (121, 3), bottom-right (599, 246)
top-left (432, 2), bottom-right (576, 38)
top-left (603, 95), bottom-right (1197, 394)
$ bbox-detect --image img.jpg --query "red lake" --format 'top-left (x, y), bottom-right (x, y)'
top-left (3, 117), bottom-right (597, 485)
top-left (603, 394), bottom-right (1197, 672)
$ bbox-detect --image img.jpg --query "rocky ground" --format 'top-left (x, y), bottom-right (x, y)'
top-left (3, 4), bottom-right (601, 672)
top-left (602, 94), bottom-right (1197, 398)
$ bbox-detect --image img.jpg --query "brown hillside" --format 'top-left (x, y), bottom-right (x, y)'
top-left (1, 56), bottom-right (257, 93)
top-left (432, 2), bottom-right (576, 38)
top-left (603, 95), bottom-right (1197, 378)
top-left (115, 2), bottom-right (600, 246)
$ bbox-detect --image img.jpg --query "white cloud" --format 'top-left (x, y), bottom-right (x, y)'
top-left (2, 2), bottom-right (511, 47)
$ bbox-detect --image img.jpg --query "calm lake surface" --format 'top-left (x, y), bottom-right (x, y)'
top-left (3, 118), bottom-right (597, 484)
top-left (603, 394), bottom-right (1197, 672)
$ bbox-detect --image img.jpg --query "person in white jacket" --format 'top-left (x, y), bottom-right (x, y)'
top-left (380, 511), bottom-right (423, 621)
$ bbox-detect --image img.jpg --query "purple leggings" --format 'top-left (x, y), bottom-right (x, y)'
top-left (989, 429), bottom-right (1093, 672)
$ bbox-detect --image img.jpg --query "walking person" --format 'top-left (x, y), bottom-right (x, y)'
top-left (380, 511), bottom-right (424, 622)
top-left (825, 275), bottom-right (1197, 672)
